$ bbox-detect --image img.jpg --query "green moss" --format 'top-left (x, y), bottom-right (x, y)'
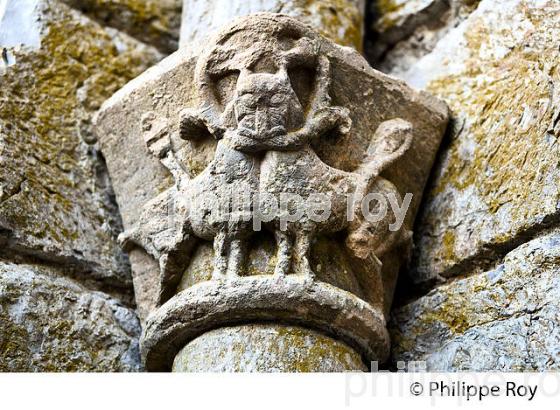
top-left (175, 325), bottom-right (365, 372)
top-left (440, 230), bottom-right (457, 263)
top-left (273, 325), bottom-right (363, 372)
top-left (0, 310), bottom-right (32, 372)
top-left (0, 271), bottom-right (136, 371)
top-left (412, 285), bottom-right (479, 336)
top-left (427, 3), bottom-right (559, 217)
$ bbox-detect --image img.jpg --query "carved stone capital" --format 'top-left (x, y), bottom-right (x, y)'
top-left (94, 13), bottom-right (449, 371)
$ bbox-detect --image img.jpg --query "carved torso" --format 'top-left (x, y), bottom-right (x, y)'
top-left (260, 146), bottom-right (356, 234)
top-left (187, 137), bottom-right (259, 241)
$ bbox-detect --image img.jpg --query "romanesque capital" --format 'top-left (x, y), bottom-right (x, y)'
top-left (94, 13), bottom-right (449, 371)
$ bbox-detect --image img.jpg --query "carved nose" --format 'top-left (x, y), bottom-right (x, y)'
top-left (255, 107), bottom-right (270, 135)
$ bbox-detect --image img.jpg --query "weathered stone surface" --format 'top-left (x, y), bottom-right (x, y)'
top-left (95, 13), bottom-right (448, 323)
top-left (397, 0), bottom-right (560, 283)
top-left (0, 261), bottom-right (141, 371)
top-left (391, 229), bottom-right (560, 371)
top-left (370, 0), bottom-right (449, 59)
top-left (173, 324), bottom-right (367, 372)
top-left (61, 0), bottom-right (182, 53)
top-left (0, 0), bottom-right (162, 287)
top-left (370, 0), bottom-right (479, 76)
top-left (141, 276), bottom-right (389, 371)
top-left (180, 0), bottom-right (366, 50)
top-left (96, 13), bottom-right (447, 372)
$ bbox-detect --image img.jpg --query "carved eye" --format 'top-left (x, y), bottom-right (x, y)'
top-left (269, 94), bottom-right (284, 105)
top-left (239, 93), bottom-right (257, 109)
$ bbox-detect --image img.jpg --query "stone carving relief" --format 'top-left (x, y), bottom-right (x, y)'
top-left (94, 13), bottom-right (449, 371)
top-left (121, 26), bottom-right (412, 294)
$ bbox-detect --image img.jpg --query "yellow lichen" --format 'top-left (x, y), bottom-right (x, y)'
top-left (422, 0), bottom-right (560, 266)
top-left (375, 0), bottom-right (406, 31)
top-left (0, 3), bottom-right (160, 264)
top-left (65, 0), bottom-right (180, 52)
top-left (299, 0), bottom-right (364, 50)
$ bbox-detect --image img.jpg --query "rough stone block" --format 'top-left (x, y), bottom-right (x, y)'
top-left (0, 0), bottom-right (162, 287)
top-left (180, 0), bottom-right (366, 50)
top-left (61, 0), bottom-right (182, 53)
top-left (391, 228), bottom-right (560, 371)
top-left (370, 0), bottom-right (478, 76)
top-left (0, 261), bottom-right (141, 371)
top-left (399, 0), bottom-right (560, 283)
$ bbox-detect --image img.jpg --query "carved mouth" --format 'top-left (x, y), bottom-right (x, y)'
top-left (237, 124), bottom-right (287, 141)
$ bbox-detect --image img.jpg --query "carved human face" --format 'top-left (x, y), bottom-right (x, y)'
top-left (234, 72), bottom-right (303, 142)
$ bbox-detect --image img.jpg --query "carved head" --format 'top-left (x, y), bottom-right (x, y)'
top-left (178, 16), bottom-right (348, 151)
top-left (232, 69), bottom-right (304, 143)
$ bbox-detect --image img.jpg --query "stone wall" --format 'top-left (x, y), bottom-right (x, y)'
top-left (369, 0), bottom-right (560, 370)
top-left (0, 0), bottom-right (179, 371)
top-left (1, 0), bottom-right (559, 372)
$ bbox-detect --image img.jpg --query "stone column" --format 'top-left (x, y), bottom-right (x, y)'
top-left (94, 9), bottom-right (448, 372)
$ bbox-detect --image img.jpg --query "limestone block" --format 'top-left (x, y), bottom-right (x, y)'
top-left (61, 0), bottom-right (182, 53)
top-left (0, 0), bottom-right (162, 287)
top-left (173, 324), bottom-right (367, 372)
top-left (399, 0), bottom-right (560, 283)
top-left (391, 228), bottom-right (560, 371)
top-left (0, 261), bottom-right (141, 371)
top-left (370, 0), bottom-right (479, 76)
top-left (180, 0), bottom-right (366, 50)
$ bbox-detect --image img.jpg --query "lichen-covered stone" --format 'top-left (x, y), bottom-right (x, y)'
top-left (61, 0), bottom-right (182, 53)
top-left (0, 261), bottom-right (141, 371)
top-left (370, 0), bottom-right (480, 76)
top-left (391, 228), bottom-right (560, 371)
top-left (180, 0), bottom-right (366, 51)
top-left (173, 324), bottom-right (367, 372)
top-left (0, 0), bottom-right (162, 287)
top-left (397, 0), bottom-right (560, 283)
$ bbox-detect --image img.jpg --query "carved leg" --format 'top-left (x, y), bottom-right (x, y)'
top-left (294, 233), bottom-right (314, 279)
top-left (212, 230), bottom-right (228, 280)
top-left (226, 238), bottom-right (246, 279)
top-left (274, 230), bottom-right (293, 278)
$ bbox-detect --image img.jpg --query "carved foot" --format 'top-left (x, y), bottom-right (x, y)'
top-left (300, 258), bottom-right (316, 282)
top-left (294, 233), bottom-right (315, 281)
